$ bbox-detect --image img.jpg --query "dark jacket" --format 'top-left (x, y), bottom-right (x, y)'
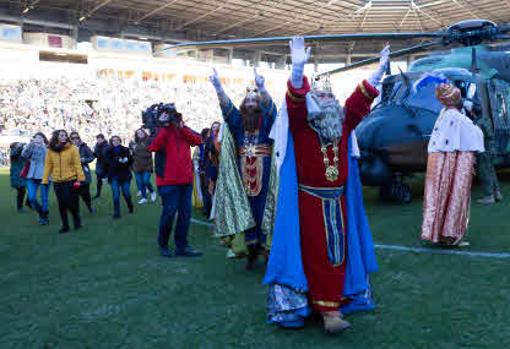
top-left (132, 140), bottom-right (153, 173)
top-left (147, 124), bottom-right (202, 186)
top-left (77, 143), bottom-right (95, 184)
top-left (10, 143), bottom-right (26, 188)
top-left (105, 145), bottom-right (133, 183)
top-left (93, 141), bottom-right (109, 176)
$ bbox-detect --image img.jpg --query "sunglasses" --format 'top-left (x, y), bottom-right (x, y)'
top-left (71, 137), bottom-right (80, 140)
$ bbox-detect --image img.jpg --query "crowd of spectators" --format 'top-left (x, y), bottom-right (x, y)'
top-left (0, 75), bottom-right (286, 166)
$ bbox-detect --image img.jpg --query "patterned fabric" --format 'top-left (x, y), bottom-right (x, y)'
top-left (428, 108), bottom-right (484, 153)
top-left (298, 185), bottom-right (345, 266)
top-left (267, 284), bottom-right (310, 324)
top-left (213, 125), bottom-right (256, 238)
top-left (341, 279), bottom-right (376, 315)
top-left (421, 151), bottom-right (475, 245)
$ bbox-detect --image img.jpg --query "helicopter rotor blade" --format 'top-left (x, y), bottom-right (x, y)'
top-left (161, 32), bottom-right (446, 52)
top-left (317, 39), bottom-right (443, 77)
top-left (495, 34), bottom-right (510, 40)
top-left (498, 23), bottom-right (510, 33)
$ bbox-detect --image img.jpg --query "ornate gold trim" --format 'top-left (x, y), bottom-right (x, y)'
top-left (312, 300), bottom-right (340, 307)
top-left (358, 82), bottom-right (371, 100)
top-left (286, 90), bottom-right (305, 103)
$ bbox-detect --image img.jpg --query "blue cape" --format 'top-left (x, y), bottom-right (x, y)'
top-left (264, 131), bottom-right (378, 320)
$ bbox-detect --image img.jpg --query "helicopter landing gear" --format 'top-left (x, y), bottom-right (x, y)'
top-left (379, 173), bottom-right (412, 204)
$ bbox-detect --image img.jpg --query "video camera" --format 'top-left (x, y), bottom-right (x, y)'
top-left (141, 103), bottom-right (182, 130)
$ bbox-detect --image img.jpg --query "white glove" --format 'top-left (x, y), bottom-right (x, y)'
top-left (254, 68), bottom-right (267, 94)
top-left (368, 44), bottom-right (390, 86)
top-left (209, 68), bottom-right (224, 94)
top-left (289, 36), bottom-right (311, 89)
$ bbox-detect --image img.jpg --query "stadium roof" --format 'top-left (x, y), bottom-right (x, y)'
top-left (1, 0), bottom-right (509, 63)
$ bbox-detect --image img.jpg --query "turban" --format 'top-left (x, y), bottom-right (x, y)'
top-left (436, 83), bottom-right (461, 107)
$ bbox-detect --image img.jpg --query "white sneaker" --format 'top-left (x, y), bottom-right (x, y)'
top-left (136, 191), bottom-right (142, 197)
top-left (150, 191), bottom-right (157, 202)
top-left (138, 198), bottom-right (148, 204)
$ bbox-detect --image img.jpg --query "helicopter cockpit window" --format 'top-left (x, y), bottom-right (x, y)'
top-left (404, 82), bottom-right (443, 112)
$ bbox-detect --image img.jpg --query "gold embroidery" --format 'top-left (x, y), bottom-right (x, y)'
top-left (313, 300), bottom-right (340, 307)
top-left (358, 81), bottom-right (375, 100)
top-left (286, 90), bottom-right (305, 103)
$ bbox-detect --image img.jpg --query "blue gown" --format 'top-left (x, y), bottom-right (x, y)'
top-left (264, 131), bottom-right (378, 325)
top-left (220, 98), bottom-right (277, 246)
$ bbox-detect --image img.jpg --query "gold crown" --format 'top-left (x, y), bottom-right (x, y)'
top-left (245, 84), bottom-right (259, 96)
top-left (311, 74), bottom-right (332, 93)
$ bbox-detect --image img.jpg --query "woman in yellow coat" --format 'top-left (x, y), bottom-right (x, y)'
top-left (42, 129), bottom-right (85, 233)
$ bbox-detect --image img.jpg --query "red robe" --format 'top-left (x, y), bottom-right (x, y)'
top-left (286, 77), bottom-right (379, 312)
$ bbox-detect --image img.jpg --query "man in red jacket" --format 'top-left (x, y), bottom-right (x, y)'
top-left (148, 104), bottom-right (203, 257)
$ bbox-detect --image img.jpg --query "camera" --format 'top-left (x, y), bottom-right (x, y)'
top-left (141, 103), bottom-right (182, 130)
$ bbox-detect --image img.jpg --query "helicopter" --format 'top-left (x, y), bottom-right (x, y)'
top-left (330, 20), bottom-right (510, 203)
top-left (165, 19), bottom-right (510, 203)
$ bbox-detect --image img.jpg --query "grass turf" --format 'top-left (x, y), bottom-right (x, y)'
top-left (1, 169), bottom-right (509, 348)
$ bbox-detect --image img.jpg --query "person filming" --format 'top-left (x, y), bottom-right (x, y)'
top-left (146, 103), bottom-right (203, 258)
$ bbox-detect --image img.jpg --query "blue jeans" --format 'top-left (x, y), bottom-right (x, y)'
top-left (110, 178), bottom-right (133, 216)
top-left (134, 171), bottom-right (154, 199)
top-left (157, 184), bottom-right (192, 251)
top-left (26, 178), bottom-right (50, 215)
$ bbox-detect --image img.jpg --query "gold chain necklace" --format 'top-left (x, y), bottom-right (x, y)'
top-left (321, 141), bottom-right (339, 182)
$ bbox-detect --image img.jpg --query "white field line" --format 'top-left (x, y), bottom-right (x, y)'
top-left (191, 219), bottom-right (510, 260)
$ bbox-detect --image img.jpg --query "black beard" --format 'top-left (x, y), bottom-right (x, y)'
top-left (241, 108), bottom-right (262, 133)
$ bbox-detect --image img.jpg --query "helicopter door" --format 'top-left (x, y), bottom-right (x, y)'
top-left (487, 79), bottom-right (510, 155)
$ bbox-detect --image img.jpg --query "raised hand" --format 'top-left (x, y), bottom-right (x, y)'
top-left (254, 67), bottom-right (265, 90)
top-left (209, 67), bottom-right (228, 106)
top-left (209, 68), bottom-right (222, 91)
top-left (379, 43), bottom-right (391, 68)
top-left (289, 36), bottom-right (311, 67)
top-left (368, 43), bottom-right (391, 86)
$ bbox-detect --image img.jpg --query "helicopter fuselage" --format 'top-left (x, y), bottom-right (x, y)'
top-left (355, 47), bottom-right (510, 197)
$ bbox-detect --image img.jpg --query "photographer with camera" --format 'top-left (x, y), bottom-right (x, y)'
top-left (145, 103), bottom-right (203, 258)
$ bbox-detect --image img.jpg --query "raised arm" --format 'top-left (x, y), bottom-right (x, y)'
top-left (254, 68), bottom-right (271, 106)
top-left (289, 36), bottom-right (311, 90)
top-left (367, 44), bottom-right (390, 87)
top-left (209, 68), bottom-right (233, 109)
top-left (21, 141), bottom-right (34, 159)
top-left (344, 45), bottom-right (390, 131)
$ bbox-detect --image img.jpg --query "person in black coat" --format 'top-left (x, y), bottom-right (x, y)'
top-left (93, 133), bottom-right (109, 199)
top-left (70, 132), bottom-right (95, 213)
top-left (105, 136), bottom-right (134, 219)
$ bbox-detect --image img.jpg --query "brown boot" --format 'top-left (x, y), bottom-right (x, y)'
top-left (322, 311), bottom-right (351, 334)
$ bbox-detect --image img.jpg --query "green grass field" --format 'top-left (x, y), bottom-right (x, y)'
top-left (1, 168), bottom-right (509, 348)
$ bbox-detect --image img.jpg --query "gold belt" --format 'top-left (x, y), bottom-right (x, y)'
top-left (238, 144), bottom-right (271, 157)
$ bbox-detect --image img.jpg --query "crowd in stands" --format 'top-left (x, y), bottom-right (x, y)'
top-left (0, 75), bottom-right (285, 167)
